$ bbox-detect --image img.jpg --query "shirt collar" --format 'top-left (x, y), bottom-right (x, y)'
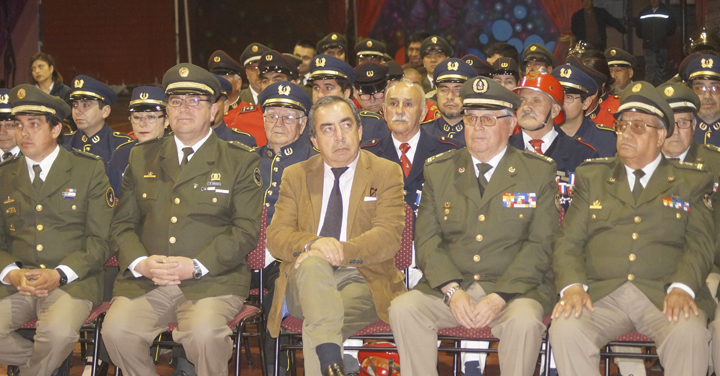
top-left (250, 86), bottom-right (259, 104)
top-left (624, 152), bottom-right (663, 181)
top-left (391, 129), bottom-right (421, 153)
top-left (323, 152), bottom-right (360, 179)
top-left (521, 127), bottom-right (558, 153)
top-left (471, 146), bottom-right (507, 180)
top-left (174, 128), bottom-right (212, 164)
top-left (25, 145), bottom-right (61, 180)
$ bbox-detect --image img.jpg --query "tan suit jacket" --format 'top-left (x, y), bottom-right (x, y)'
top-left (266, 150), bottom-right (407, 337)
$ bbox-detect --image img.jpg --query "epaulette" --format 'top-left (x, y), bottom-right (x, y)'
top-left (240, 105), bottom-right (257, 112)
top-left (420, 117), bottom-right (435, 125)
top-left (702, 143), bottom-right (720, 154)
top-left (228, 140), bottom-right (254, 153)
top-left (230, 128), bottom-right (253, 137)
top-left (358, 110), bottom-right (381, 120)
top-left (676, 161), bottom-right (705, 171)
top-left (424, 89), bottom-right (437, 99)
top-left (360, 138), bottom-right (379, 148)
top-left (0, 155), bottom-right (19, 166)
top-left (580, 157), bottom-right (614, 165)
top-left (425, 149), bottom-right (456, 165)
top-left (71, 148), bottom-right (102, 160)
top-left (114, 132), bottom-right (135, 149)
top-left (595, 123), bottom-right (615, 132)
top-left (64, 130), bottom-right (77, 136)
top-left (521, 149), bottom-right (554, 164)
top-left (575, 138), bottom-right (596, 151)
top-left (437, 136), bottom-right (458, 146)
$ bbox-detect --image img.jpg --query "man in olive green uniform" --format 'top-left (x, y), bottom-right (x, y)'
top-left (0, 85), bottom-right (114, 375)
top-left (389, 77), bottom-right (559, 376)
top-left (102, 64), bottom-right (262, 376)
top-left (551, 81), bottom-right (716, 376)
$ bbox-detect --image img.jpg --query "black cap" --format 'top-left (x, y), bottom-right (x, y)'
top-left (678, 52), bottom-right (703, 82)
top-left (523, 43), bottom-right (555, 66)
top-left (433, 58), bottom-right (476, 84)
top-left (316, 33), bottom-right (347, 54)
top-left (604, 47), bottom-right (637, 68)
top-left (11, 84), bottom-right (71, 120)
top-left (208, 50), bottom-right (243, 75)
top-left (283, 53), bottom-right (303, 69)
top-left (460, 76), bottom-right (522, 110)
top-left (240, 43), bottom-right (271, 66)
top-left (259, 50), bottom-right (299, 80)
top-left (386, 60), bottom-right (404, 81)
top-left (657, 82), bottom-right (701, 114)
top-left (258, 81), bottom-right (312, 115)
top-left (687, 54), bottom-right (720, 82)
top-left (163, 63), bottom-right (222, 100)
top-left (564, 55), bottom-right (608, 92)
top-left (308, 54), bottom-right (356, 82)
top-left (615, 81), bottom-right (675, 137)
top-left (354, 62), bottom-right (388, 95)
top-left (129, 86), bottom-right (167, 112)
top-left (213, 74), bottom-right (233, 98)
top-left (69, 75), bottom-right (118, 105)
top-left (420, 36), bottom-right (453, 58)
top-left (492, 57), bottom-right (520, 80)
top-left (355, 39), bottom-right (386, 58)
top-left (0, 88), bottom-right (12, 120)
top-left (462, 54), bottom-right (494, 77)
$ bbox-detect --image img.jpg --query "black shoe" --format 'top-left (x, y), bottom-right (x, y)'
top-left (322, 363), bottom-right (347, 376)
top-left (6, 365), bottom-right (20, 376)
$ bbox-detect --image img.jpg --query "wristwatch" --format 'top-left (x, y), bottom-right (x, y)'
top-left (56, 268), bottom-right (68, 286)
top-left (192, 260), bottom-right (202, 280)
top-left (442, 285), bottom-right (463, 306)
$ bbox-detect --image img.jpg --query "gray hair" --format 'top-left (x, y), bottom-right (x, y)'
top-left (385, 78), bottom-right (426, 104)
top-left (308, 96), bottom-right (362, 138)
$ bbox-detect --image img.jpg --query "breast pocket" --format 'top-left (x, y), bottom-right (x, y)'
top-left (198, 190), bottom-right (231, 208)
top-left (136, 183), bottom-right (159, 212)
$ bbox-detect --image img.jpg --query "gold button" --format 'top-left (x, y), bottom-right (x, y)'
top-left (476, 234), bottom-right (483, 242)
top-left (274, 167), bottom-right (279, 172)
top-left (265, 203), bottom-right (270, 207)
top-left (591, 214), bottom-right (596, 219)
top-left (629, 254), bottom-right (636, 261)
top-left (444, 208), bottom-right (450, 214)
top-left (36, 204), bottom-right (42, 211)
top-left (631, 233), bottom-right (638, 240)
top-left (174, 198), bottom-right (180, 204)
top-left (36, 225), bottom-right (43, 231)
top-left (474, 274), bottom-right (481, 281)
top-left (212, 197), bottom-right (218, 203)
top-left (518, 214), bottom-right (524, 219)
top-left (628, 274), bottom-right (635, 281)
top-left (39, 264), bottom-right (46, 269)
top-left (142, 193), bottom-right (147, 198)
top-left (171, 216), bottom-right (178, 223)
top-left (71, 205), bottom-right (77, 211)
top-left (443, 216), bottom-right (447, 220)
top-left (272, 182), bottom-right (277, 187)
top-left (267, 191), bottom-right (272, 195)
top-left (634, 216), bottom-right (641, 223)
top-left (676, 213), bottom-right (681, 219)
top-left (478, 215), bottom-right (485, 222)
top-left (36, 244), bottom-right (43, 251)
top-left (473, 255), bottom-right (481, 262)
top-left (169, 237), bottom-right (176, 244)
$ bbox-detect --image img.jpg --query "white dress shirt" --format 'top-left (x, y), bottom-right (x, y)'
top-left (471, 146), bottom-right (507, 181)
top-left (251, 87), bottom-right (259, 105)
top-left (317, 153), bottom-right (360, 243)
top-left (521, 127), bottom-right (558, 154)
top-left (391, 130), bottom-right (421, 164)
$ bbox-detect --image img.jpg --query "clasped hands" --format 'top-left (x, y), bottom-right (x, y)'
top-left (294, 237), bottom-right (344, 269)
top-left (135, 255), bottom-right (195, 285)
top-left (4, 268), bottom-right (61, 297)
top-left (445, 287), bottom-right (506, 329)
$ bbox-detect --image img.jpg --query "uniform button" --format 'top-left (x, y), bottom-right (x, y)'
top-left (476, 235), bottom-right (483, 242)
top-left (274, 167), bottom-right (279, 172)
top-left (71, 205), bottom-right (77, 211)
top-left (676, 213), bottom-right (681, 219)
top-left (443, 216), bottom-right (447, 221)
top-left (631, 233), bottom-right (638, 240)
top-left (37, 225), bottom-right (43, 231)
top-left (444, 208), bottom-right (450, 214)
top-left (265, 203), bottom-right (270, 207)
top-left (267, 191), bottom-right (272, 195)
top-left (518, 214), bottom-right (524, 219)
top-left (591, 214), bottom-right (597, 219)
top-left (39, 264), bottom-right (46, 269)
top-left (627, 274), bottom-right (635, 281)
top-left (629, 254), bottom-right (636, 261)
top-left (142, 193), bottom-right (147, 198)
top-left (212, 197), bottom-right (218, 203)
top-left (478, 215), bottom-right (485, 222)
top-left (169, 237), bottom-right (176, 244)
top-left (171, 216), bottom-right (178, 223)
top-left (174, 198), bottom-right (180, 204)
top-left (634, 216), bottom-right (641, 223)
top-left (474, 274), bottom-right (481, 280)
top-left (403, 190), bottom-right (407, 195)
top-left (473, 255), bottom-right (481, 262)
top-left (272, 182), bottom-right (277, 187)
top-left (36, 244), bottom-right (43, 251)
top-left (36, 204), bottom-right (42, 211)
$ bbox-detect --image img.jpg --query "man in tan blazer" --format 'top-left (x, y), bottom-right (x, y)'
top-left (267, 96), bottom-right (406, 376)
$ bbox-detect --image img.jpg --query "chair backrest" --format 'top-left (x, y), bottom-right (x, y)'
top-left (394, 204), bottom-right (414, 270)
top-left (247, 206), bottom-right (268, 270)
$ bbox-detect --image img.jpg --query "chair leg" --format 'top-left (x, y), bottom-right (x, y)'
top-left (115, 366), bottom-right (121, 376)
top-left (91, 314), bottom-right (104, 376)
top-left (452, 339), bottom-right (460, 376)
top-left (274, 336), bottom-right (281, 376)
top-left (244, 324), bottom-right (253, 367)
top-left (544, 339), bottom-right (552, 376)
top-left (235, 327), bottom-right (242, 376)
top-left (604, 345), bottom-right (610, 376)
top-left (257, 320), bottom-right (267, 376)
top-left (289, 336), bottom-right (298, 376)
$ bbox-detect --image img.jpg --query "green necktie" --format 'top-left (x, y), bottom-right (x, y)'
top-left (632, 169), bottom-right (645, 203)
top-left (180, 147), bottom-right (194, 168)
top-left (32, 164), bottom-right (43, 192)
top-left (476, 163), bottom-right (492, 197)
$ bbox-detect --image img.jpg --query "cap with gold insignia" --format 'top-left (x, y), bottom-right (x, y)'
top-left (69, 75), bottom-right (118, 105)
top-left (162, 63), bottom-right (221, 100)
top-left (259, 50), bottom-right (299, 80)
top-left (213, 74), bottom-right (233, 99)
top-left (460, 76), bottom-right (522, 111)
top-left (462, 54), bottom-right (494, 77)
top-left (564, 55), bottom-right (608, 92)
top-left (677, 52), bottom-right (702, 82)
top-left (420, 35), bottom-right (453, 58)
top-left (0, 88), bottom-right (12, 121)
top-left (208, 50), bottom-right (243, 75)
top-left (614, 81), bottom-right (675, 137)
top-left (386, 60), bottom-right (404, 81)
top-left (491, 57), bottom-right (520, 80)
top-left (10, 84), bottom-right (71, 120)
top-left (283, 53), bottom-right (304, 70)
top-left (354, 62), bottom-right (388, 95)
top-left (240, 43), bottom-right (271, 67)
top-left (687, 54), bottom-right (720, 82)
top-left (308, 54), bottom-right (356, 82)
top-left (355, 38), bottom-right (386, 59)
top-left (433, 58), bottom-right (476, 84)
top-left (129, 86), bottom-right (167, 112)
top-left (258, 81), bottom-right (312, 116)
top-left (523, 43), bottom-right (555, 66)
top-left (604, 47), bottom-right (637, 68)
top-left (316, 33), bottom-right (347, 55)
top-left (657, 82), bottom-right (700, 114)
top-left (551, 65), bottom-right (598, 96)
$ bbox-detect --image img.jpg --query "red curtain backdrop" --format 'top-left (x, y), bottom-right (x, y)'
top-left (540, 0), bottom-right (582, 63)
top-left (358, 0), bottom-right (387, 37)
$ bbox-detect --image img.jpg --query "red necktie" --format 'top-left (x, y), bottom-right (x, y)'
top-left (529, 139), bottom-right (544, 155)
top-left (399, 143), bottom-right (412, 178)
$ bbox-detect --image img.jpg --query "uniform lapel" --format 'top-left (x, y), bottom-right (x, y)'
top-left (11, 157), bottom-right (33, 200)
top-left (636, 157), bottom-right (673, 207)
top-left (684, 142), bottom-right (700, 163)
top-left (453, 149), bottom-right (482, 208)
top-left (159, 139), bottom-right (181, 183)
top-left (480, 148), bottom-right (517, 207)
top-left (37, 148), bottom-right (72, 201)
top-left (306, 155), bottom-right (324, 234)
top-left (406, 131), bottom-right (433, 183)
top-left (174, 132), bottom-right (218, 188)
top-left (347, 151), bottom-right (371, 234)
top-left (605, 159), bottom-right (635, 207)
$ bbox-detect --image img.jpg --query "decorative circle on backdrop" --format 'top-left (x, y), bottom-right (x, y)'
top-left (524, 35), bottom-right (545, 49)
top-left (492, 20), bottom-right (513, 42)
top-left (479, 34), bottom-right (489, 44)
top-left (514, 5), bottom-right (527, 19)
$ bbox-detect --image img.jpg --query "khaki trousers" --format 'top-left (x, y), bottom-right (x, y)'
top-left (101, 285), bottom-right (243, 376)
top-left (0, 288), bottom-right (92, 376)
top-left (388, 283), bottom-right (546, 376)
top-left (550, 282), bottom-right (710, 376)
top-left (285, 257), bottom-right (380, 376)
top-left (709, 304), bottom-right (720, 374)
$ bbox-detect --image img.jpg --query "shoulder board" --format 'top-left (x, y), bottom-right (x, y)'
top-left (358, 110), bottom-right (381, 119)
top-left (595, 123), bottom-right (615, 132)
top-left (425, 90), bottom-right (437, 99)
top-left (421, 117), bottom-right (435, 125)
top-left (437, 136), bottom-right (458, 146)
top-left (230, 128), bottom-right (252, 137)
top-left (580, 157), bottom-right (614, 165)
top-left (360, 138), bottom-right (379, 148)
top-left (676, 161), bottom-right (705, 171)
top-left (575, 138), bottom-right (597, 151)
top-left (64, 130), bottom-right (77, 136)
top-left (71, 148), bottom-right (102, 160)
top-left (425, 149), bottom-right (457, 165)
top-left (0, 155), bottom-right (19, 165)
top-left (228, 141), bottom-right (254, 152)
top-left (240, 105), bottom-right (257, 112)
top-left (701, 143), bottom-right (720, 154)
top-left (521, 149), bottom-right (554, 163)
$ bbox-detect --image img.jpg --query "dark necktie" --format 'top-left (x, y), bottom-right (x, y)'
top-left (32, 164), bottom-right (43, 192)
top-left (476, 163), bottom-right (492, 197)
top-left (180, 147), bottom-right (194, 168)
top-left (2, 152), bottom-right (12, 161)
top-left (632, 169), bottom-right (645, 203)
top-left (399, 143), bottom-right (412, 178)
top-left (529, 139), bottom-right (544, 155)
top-left (319, 167), bottom-right (349, 240)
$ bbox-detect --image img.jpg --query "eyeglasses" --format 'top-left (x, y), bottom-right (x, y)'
top-left (263, 113), bottom-right (304, 125)
top-left (614, 120), bottom-right (663, 135)
top-left (129, 114), bottom-right (165, 124)
top-left (564, 94), bottom-right (582, 103)
top-left (167, 96), bottom-right (211, 107)
top-left (463, 114), bottom-right (512, 127)
top-left (675, 118), bottom-right (694, 129)
top-left (358, 92), bottom-right (384, 101)
top-left (692, 84), bottom-right (720, 95)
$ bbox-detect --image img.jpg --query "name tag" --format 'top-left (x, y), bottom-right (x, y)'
top-left (216, 189), bottom-right (229, 194)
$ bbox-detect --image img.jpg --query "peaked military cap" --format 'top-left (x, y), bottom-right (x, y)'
top-left (316, 33), bottom-right (347, 54)
top-left (308, 54), bottom-right (356, 82)
top-left (382, 53), bottom-right (393, 63)
top-left (687, 54), bottom-right (720, 82)
top-left (240, 43), bottom-right (271, 67)
top-left (551, 65), bottom-right (598, 95)
top-left (492, 57), bottom-right (520, 79)
top-left (258, 81), bottom-right (312, 115)
top-left (433, 58), bottom-right (476, 84)
top-left (208, 50), bottom-right (243, 75)
top-left (657, 82), bottom-right (700, 114)
top-left (213, 74), bottom-right (233, 98)
top-left (163, 63), bottom-right (221, 100)
top-left (615, 81), bottom-right (675, 137)
top-left (462, 54), bottom-right (494, 77)
top-left (69, 75), bottom-right (118, 105)
top-left (283, 53), bottom-right (303, 69)
top-left (259, 50), bottom-right (299, 80)
top-left (523, 43), bottom-right (555, 66)
top-left (0, 88), bottom-right (12, 120)
top-left (355, 38), bottom-right (386, 58)
top-left (129, 86), bottom-right (167, 112)
top-left (460, 76), bottom-right (522, 111)
top-left (10, 84), bottom-right (71, 120)
top-left (354, 62), bottom-right (388, 94)
top-left (420, 35), bottom-right (453, 58)
top-left (564, 55), bottom-right (608, 90)
top-left (678, 52), bottom-right (702, 82)
top-left (604, 47), bottom-right (637, 68)
top-left (386, 60), bottom-right (404, 81)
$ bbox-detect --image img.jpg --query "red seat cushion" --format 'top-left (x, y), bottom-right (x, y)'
top-left (165, 304), bottom-right (260, 332)
top-left (19, 302), bottom-right (112, 329)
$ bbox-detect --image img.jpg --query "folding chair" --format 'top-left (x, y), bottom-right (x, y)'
top-left (600, 332), bottom-right (657, 376)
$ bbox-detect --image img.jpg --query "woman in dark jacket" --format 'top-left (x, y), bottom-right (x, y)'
top-left (29, 52), bottom-right (72, 101)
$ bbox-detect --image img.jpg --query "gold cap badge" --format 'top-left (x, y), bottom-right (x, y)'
top-left (179, 67), bottom-right (189, 77)
top-left (316, 57), bottom-right (326, 67)
top-left (664, 86), bottom-right (674, 97)
top-left (265, 54), bottom-right (273, 61)
top-left (560, 68), bottom-right (571, 78)
top-left (278, 85), bottom-right (291, 96)
top-left (473, 78), bottom-right (488, 93)
top-left (331, 34), bottom-right (338, 40)
top-left (140, 93), bottom-right (149, 100)
top-left (466, 59), bottom-right (473, 65)
top-left (632, 83), bottom-right (642, 92)
top-left (431, 37), bottom-right (437, 44)
top-left (530, 46), bottom-right (537, 51)
top-left (252, 45), bottom-right (259, 52)
top-left (214, 56), bottom-right (221, 63)
top-left (366, 70), bottom-right (374, 77)
top-left (448, 61), bottom-right (459, 71)
top-left (611, 49), bottom-right (617, 56)
top-left (74, 79), bottom-right (84, 88)
top-left (701, 58), bottom-right (714, 69)
top-left (17, 89), bottom-right (25, 99)
top-left (0, 94), bottom-right (7, 104)
top-left (366, 41), bottom-right (372, 47)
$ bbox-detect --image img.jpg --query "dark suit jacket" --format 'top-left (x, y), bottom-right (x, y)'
top-left (509, 127), bottom-right (599, 176)
top-left (266, 150), bottom-right (407, 337)
top-left (571, 6), bottom-right (626, 50)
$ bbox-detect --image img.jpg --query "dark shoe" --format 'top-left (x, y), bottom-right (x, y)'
top-left (322, 363), bottom-right (347, 376)
top-left (464, 360), bottom-right (483, 376)
top-left (6, 365), bottom-right (20, 376)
